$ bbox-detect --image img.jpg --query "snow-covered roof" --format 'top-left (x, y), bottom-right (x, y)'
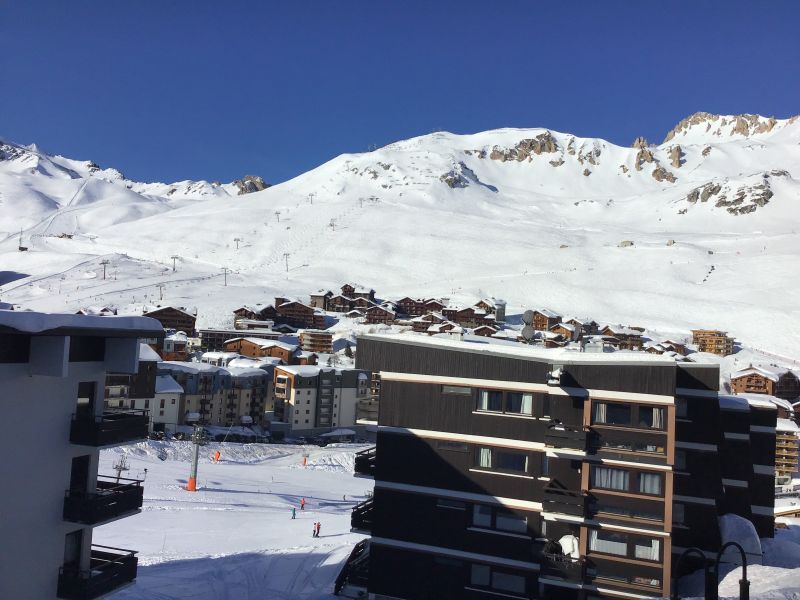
top-left (228, 356), bottom-right (281, 369)
top-left (276, 365), bottom-right (324, 377)
top-left (718, 395), bottom-right (751, 412)
top-left (160, 361), bottom-right (225, 375)
top-left (320, 428), bottom-right (356, 437)
top-left (734, 393), bottom-right (789, 412)
top-left (731, 366), bottom-right (780, 382)
top-left (225, 367), bottom-right (268, 379)
top-left (155, 374), bottom-right (183, 395)
top-left (552, 322), bottom-right (576, 332)
top-left (166, 331), bottom-right (188, 341)
top-left (202, 351), bottom-right (240, 361)
top-left (776, 418), bottom-right (800, 434)
top-left (139, 343), bottom-right (161, 362)
top-left (0, 310), bottom-right (164, 336)
top-left (144, 305), bottom-right (196, 318)
top-left (229, 338), bottom-right (298, 351)
top-left (535, 308), bottom-right (561, 318)
top-left (602, 324), bottom-right (643, 336)
top-left (360, 333), bottom-right (686, 366)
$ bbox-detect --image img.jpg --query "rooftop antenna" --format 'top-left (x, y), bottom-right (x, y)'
top-left (170, 255), bottom-right (180, 272)
top-left (99, 259), bottom-right (110, 280)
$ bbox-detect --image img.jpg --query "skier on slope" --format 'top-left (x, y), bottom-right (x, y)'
top-left (300, 497), bottom-right (306, 511)
top-left (291, 507), bottom-right (296, 519)
top-left (315, 521), bottom-right (321, 538)
top-left (312, 521), bottom-right (318, 537)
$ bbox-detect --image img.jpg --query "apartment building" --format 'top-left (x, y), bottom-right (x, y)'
top-left (338, 334), bottom-right (775, 600)
top-left (198, 327), bottom-right (283, 352)
top-left (143, 305), bottom-right (197, 335)
top-left (157, 362), bottom-right (227, 426)
top-left (0, 310), bottom-right (162, 600)
top-left (273, 365), bottom-right (369, 435)
top-left (775, 418), bottom-right (800, 481)
top-left (691, 329), bottom-right (735, 356)
top-left (300, 329), bottom-right (334, 354)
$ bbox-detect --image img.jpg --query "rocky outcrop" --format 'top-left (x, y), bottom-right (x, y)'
top-left (635, 147), bottom-right (654, 171)
top-left (669, 145), bottom-right (683, 168)
top-left (664, 112), bottom-right (785, 143)
top-left (489, 132), bottom-right (559, 162)
top-left (234, 175), bottom-right (269, 195)
top-left (440, 169), bottom-right (469, 188)
top-left (583, 168), bottom-right (591, 176)
top-left (549, 158), bottom-right (564, 167)
top-left (702, 146), bottom-right (712, 157)
top-left (684, 173), bottom-right (780, 215)
top-left (631, 136), bottom-right (649, 149)
top-left (652, 166), bottom-right (676, 183)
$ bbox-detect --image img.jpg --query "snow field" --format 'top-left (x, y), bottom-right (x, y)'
top-left (96, 442), bottom-right (372, 599)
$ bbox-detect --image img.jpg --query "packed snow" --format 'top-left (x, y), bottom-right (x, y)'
top-left (96, 441), bottom-right (372, 599)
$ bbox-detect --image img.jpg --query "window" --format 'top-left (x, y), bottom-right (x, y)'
top-left (589, 529), bottom-right (628, 556)
top-left (160, 398), bottom-right (165, 409)
top-left (473, 505), bottom-right (492, 528)
top-left (673, 503), bottom-right (685, 525)
top-left (471, 564), bottom-right (490, 586)
top-left (494, 451), bottom-right (528, 473)
top-left (506, 392), bottom-right (533, 415)
top-left (477, 447), bottom-right (492, 468)
top-left (594, 402), bottom-right (631, 425)
top-left (676, 397), bottom-right (688, 418)
top-left (638, 472), bottom-right (662, 495)
top-left (496, 511), bottom-right (527, 533)
top-left (492, 572), bottom-right (526, 594)
top-left (437, 440), bottom-right (469, 452)
top-left (541, 395), bottom-right (551, 417)
top-left (171, 398), bottom-right (176, 404)
top-left (591, 466), bottom-right (629, 491)
top-left (477, 390), bottom-right (503, 412)
top-left (639, 406), bottom-right (665, 430)
top-left (541, 454), bottom-right (550, 477)
top-left (675, 450), bottom-right (687, 470)
top-left (144, 399), bottom-right (150, 409)
top-left (437, 499), bottom-right (466, 510)
top-left (634, 538), bottom-right (660, 561)
top-left (443, 385), bottom-right (472, 395)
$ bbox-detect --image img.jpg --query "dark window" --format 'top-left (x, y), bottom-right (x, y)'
top-left (443, 385), bottom-right (472, 396)
top-left (0, 334), bottom-right (30, 363)
top-left (638, 406), bottom-right (665, 430)
top-left (506, 392), bottom-right (533, 415)
top-left (594, 402), bottom-right (631, 425)
top-left (541, 395), bottom-right (551, 417)
top-left (477, 390), bottom-right (503, 412)
top-left (437, 440), bottom-right (469, 452)
top-left (676, 397), bottom-right (688, 418)
top-left (494, 451), bottom-right (528, 473)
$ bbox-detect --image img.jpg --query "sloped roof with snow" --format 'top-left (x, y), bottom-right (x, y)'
top-left (535, 308), bottom-right (561, 318)
top-left (0, 310), bottom-right (164, 337)
top-left (155, 374), bottom-right (183, 395)
top-left (159, 361), bottom-right (225, 375)
top-left (776, 418), bottom-right (800, 434)
top-left (731, 366), bottom-right (780, 382)
top-left (139, 343), bottom-right (161, 362)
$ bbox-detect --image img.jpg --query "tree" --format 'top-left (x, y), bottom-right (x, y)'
top-left (344, 345), bottom-right (354, 359)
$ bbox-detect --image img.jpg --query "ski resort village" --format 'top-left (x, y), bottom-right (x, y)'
top-left (2, 4), bottom-right (800, 596)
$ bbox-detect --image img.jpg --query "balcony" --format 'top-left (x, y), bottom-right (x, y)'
top-left (354, 447), bottom-right (376, 478)
top-left (57, 545), bottom-right (138, 600)
top-left (542, 486), bottom-right (587, 517)
top-left (70, 410), bottom-right (148, 447)
top-left (350, 498), bottom-right (374, 534)
top-left (541, 552), bottom-right (586, 582)
top-left (63, 476), bottom-right (144, 525)
top-left (334, 539), bottom-right (369, 596)
top-left (544, 424), bottom-right (587, 451)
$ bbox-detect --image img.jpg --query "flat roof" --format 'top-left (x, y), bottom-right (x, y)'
top-left (0, 309), bottom-right (164, 338)
top-left (358, 333), bottom-right (695, 367)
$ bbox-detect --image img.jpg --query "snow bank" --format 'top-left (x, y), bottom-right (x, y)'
top-left (719, 513), bottom-right (763, 565)
top-left (104, 440), bottom-right (290, 464)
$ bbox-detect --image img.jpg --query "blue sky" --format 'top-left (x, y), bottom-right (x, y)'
top-left (1, 1), bottom-right (798, 184)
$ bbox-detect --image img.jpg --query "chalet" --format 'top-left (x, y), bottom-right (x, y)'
top-left (777, 370), bottom-right (800, 402)
top-left (341, 284), bottom-right (376, 302)
top-left (471, 324), bottom-right (498, 337)
top-left (692, 329), bottom-right (735, 356)
top-left (365, 305), bottom-right (395, 325)
top-left (309, 290), bottom-right (333, 310)
top-left (352, 297), bottom-right (377, 310)
top-left (299, 329), bottom-right (334, 354)
top-left (423, 298), bottom-right (446, 312)
top-left (396, 297), bottom-right (420, 316)
top-left (474, 298), bottom-right (497, 315)
top-left (274, 298), bottom-right (326, 329)
top-left (345, 309), bottom-right (365, 319)
top-left (601, 325), bottom-right (644, 351)
top-left (731, 365), bottom-right (779, 396)
top-left (159, 331), bottom-right (189, 361)
top-left (233, 304), bottom-right (270, 322)
top-left (328, 294), bottom-right (355, 313)
top-left (144, 305), bottom-right (197, 335)
top-left (427, 322), bottom-right (460, 336)
top-left (75, 305), bottom-right (117, 316)
top-left (566, 316), bottom-right (599, 336)
top-left (549, 321), bottom-right (579, 341)
top-left (410, 312), bottom-right (443, 333)
top-left (532, 308), bottom-right (561, 331)
top-left (223, 337), bottom-right (318, 366)
top-left (441, 305), bottom-right (492, 328)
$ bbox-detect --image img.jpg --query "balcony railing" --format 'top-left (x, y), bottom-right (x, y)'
top-left (541, 552), bottom-right (586, 582)
top-left (70, 410), bottom-right (148, 447)
top-left (351, 498), bottom-right (374, 533)
top-left (354, 447), bottom-right (376, 478)
top-left (57, 545), bottom-right (138, 600)
top-left (542, 486), bottom-right (587, 517)
top-left (63, 476), bottom-right (144, 525)
top-left (334, 539), bottom-right (369, 595)
top-left (543, 424), bottom-right (587, 451)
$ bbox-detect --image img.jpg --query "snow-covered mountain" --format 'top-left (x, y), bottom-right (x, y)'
top-left (1, 112), bottom-right (799, 359)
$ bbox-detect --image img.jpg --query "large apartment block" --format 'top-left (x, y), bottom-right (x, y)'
top-left (338, 334), bottom-right (775, 600)
top-left (0, 310), bottom-right (162, 600)
top-left (273, 365), bottom-right (370, 434)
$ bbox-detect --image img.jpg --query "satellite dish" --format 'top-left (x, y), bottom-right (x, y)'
top-left (522, 310), bottom-right (535, 325)
top-left (521, 325), bottom-right (536, 341)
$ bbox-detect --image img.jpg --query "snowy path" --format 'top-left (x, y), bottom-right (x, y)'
top-left (96, 442), bottom-right (371, 600)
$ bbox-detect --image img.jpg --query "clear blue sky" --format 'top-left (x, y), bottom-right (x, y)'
top-left (1, 1), bottom-right (798, 184)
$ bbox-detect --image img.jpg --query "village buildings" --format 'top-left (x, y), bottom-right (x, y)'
top-left (143, 305), bottom-right (197, 335)
top-left (299, 329), bottom-right (334, 354)
top-left (222, 337), bottom-right (317, 365)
